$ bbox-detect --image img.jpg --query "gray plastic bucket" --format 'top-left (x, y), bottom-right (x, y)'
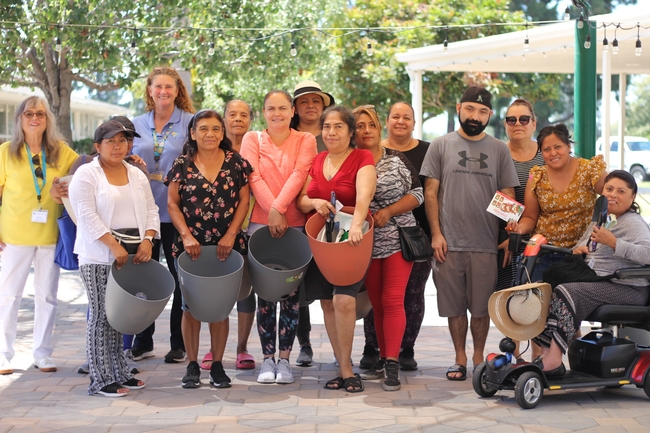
top-left (356, 288), bottom-right (373, 320)
top-left (106, 257), bottom-right (175, 335)
top-left (177, 246), bottom-right (244, 323)
top-left (248, 227), bottom-right (312, 303)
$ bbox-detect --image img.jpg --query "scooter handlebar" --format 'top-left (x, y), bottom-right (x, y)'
top-left (539, 244), bottom-right (573, 255)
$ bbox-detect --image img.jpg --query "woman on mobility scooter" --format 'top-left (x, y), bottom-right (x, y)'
top-left (480, 170), bottom-right (650, 408)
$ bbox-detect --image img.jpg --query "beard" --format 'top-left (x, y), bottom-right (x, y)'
top-left (458, 113), bottom-right (489, 137)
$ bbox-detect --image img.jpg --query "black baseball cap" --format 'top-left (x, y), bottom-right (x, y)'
top-left (459, 86), bottom-right (492, 110)
top-left (111, 116), bottom-right (141, 138)
top-left (94, 119), bottom-right (136, 143)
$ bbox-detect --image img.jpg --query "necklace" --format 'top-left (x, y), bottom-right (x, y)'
top-left (326, 148), bottom-right (351, 181)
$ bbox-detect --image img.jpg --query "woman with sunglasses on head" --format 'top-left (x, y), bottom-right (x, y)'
top-left (0, 96), bottom-right (78, 376)
top-left (240, 90), bottom-right (317, 384)
top-left (166, 109), bottom-right (252, 389)
top-left (353, 105), bottom-right (423, 391)
top-left (507, 123), bottom-right (608, 282)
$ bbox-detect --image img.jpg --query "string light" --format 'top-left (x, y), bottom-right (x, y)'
top-left (584, 34), bottom-right (591, 49)
top-left (290, 41), bottom-right (297, 56)
top-left (563, 6), bottom-right (571, 21)
top-left (602, 25), bottom-right (608, 52)
top-left (612, 24), bottom-right (619, 55)
top-left (636, 23), bottom-right (642, 56)
top-left (577, 14), bottom-right (584, 29)
top-left (208, 41), bottom-right (215, 56)
top-left (129, 28), bottom-right (137, 55)
top-left (55, 36), bottom-right (62, 52)
top-left (365, 27), bottom-right (373, 56)
top-left (443, 26), bottom-right (448, 54)
top-left (523, 22), bottom-right (529, 51)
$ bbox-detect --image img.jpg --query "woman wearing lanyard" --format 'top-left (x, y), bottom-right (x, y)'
top-left (0, 96), bottom-right (78, 375)
top-left (131, 66), bottom-right (195, 363)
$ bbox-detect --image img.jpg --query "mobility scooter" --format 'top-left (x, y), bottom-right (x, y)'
top-left (473, 232), bottom-right (650, 409)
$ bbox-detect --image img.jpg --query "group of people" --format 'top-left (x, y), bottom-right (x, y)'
top-left (2, 67), bottom-right (650, 397)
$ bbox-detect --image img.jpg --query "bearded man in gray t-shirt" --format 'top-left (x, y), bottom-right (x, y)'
top-left (420, 86), bottom-right (519, 381)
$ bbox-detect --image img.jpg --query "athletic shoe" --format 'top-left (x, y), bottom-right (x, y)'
top-left (295, 345), bottom-right (313, 367)
top-left (77, 360), bottom-right (89, 375)
top-left (257, 358), bottom-right (276, 383)
top-left (0, 356), bottom-right (13, 375)
top-left (360, 359), bottom-right (386, 380)
top-left (275, 359), bottom-right (294, 384)
top-left (383, 360), bottom-right (401, 391)
top-left (164, 348), bottom-right (186, 364)
top-left (209, 361), bottom-right (232, 388)
top-left (124, 349), bottom-right (140, 374)
top-left (130, 347), bottom-right (155, 361)
top-left (359, 344), bottom-right (380, 369)
top-left (182, 361), bottom-right (201, 388)
top-left (398, 347), bottom-right (418, 371)
top-left (34, 355), bottom-right (57, 372)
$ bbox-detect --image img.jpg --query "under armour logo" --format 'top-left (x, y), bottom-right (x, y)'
top-left (458, 151), bottom-right (488, 169)
top-left (477, 95), bottom-right (483, 102)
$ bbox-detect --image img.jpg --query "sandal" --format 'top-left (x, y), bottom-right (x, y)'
top-left (122, 378), bottom-right (145, 389)
top-left (324, 376), bottom-right (344, 390)
top-left (200, 352), bottom-right (213, 371)
top-left (446, 364), bottom-right (467, 381)
top-left (236, 352), bottom-right (256, 370)
top-left (342, 374), bottom-right (364, 393)
top-left (97, 382), bottom-right (129, 397)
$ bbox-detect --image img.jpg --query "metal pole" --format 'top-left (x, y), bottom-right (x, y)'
top-left (408, 69), bottom-right (423, 139)
top-left (619, 73), bottom-right (627, 170)
top-left (601, 44), bottom-right (611, 169)
top-left (574, 20), bottom-right (597, 158)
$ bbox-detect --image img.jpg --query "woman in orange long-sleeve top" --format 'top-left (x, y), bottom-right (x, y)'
top-left (240, 90), bottom-right (317, 384)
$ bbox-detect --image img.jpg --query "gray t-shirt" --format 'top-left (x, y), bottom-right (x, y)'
top-left (420, 131), bottom-right (519, 254)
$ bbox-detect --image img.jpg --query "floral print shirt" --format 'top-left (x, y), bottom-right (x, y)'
top-left (165, 150), bottom-right (253, 257)
top-left (531, 155), bottom-right (606, 248)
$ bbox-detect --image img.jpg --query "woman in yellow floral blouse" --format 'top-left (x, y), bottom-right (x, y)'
top-left (508, 123), bottom-right (607, 282)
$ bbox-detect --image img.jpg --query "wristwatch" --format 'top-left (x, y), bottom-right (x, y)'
top-left (144, 235), bottom-right (154, 245)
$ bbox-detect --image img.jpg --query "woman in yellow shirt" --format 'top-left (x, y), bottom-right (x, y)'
top-left (0, 96), bottom-right (78, 375)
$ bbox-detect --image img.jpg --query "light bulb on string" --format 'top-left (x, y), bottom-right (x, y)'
top-left (208, 41), bottom-right (215, 56)
top-left (577, 14), bottom-right (584, 29)
top-left (523, 22), bottom-right (529, 52)
top-left (130, 41), bottom-right (136, 55)
top-left (584, 34), bottom-right (591, 49)
top-left (366, 42), bottom-right (373, 56)
top-left (442, 26), bottom-right (449, 54)
top-left (290, 42), bottom-right (297, 57)
top-left (563, 6), bottom-right (571, 21)
top-left (55, 36), bottom-right (62, 52)
top-left (635, 23), bottom-right (642, 56)
top-left (612, 38), bottom-right (619, 54)
top-left (602, 25), bottom-right (608, 52)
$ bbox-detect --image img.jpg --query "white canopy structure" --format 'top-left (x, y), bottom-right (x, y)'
top-left (395, 9), bottom-right (650, 167)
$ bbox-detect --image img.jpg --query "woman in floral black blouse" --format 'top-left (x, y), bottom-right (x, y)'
top-left (165, 109), bottom-right (252, 389)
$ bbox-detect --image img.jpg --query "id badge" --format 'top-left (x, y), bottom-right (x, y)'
top-left (149, 172), bottom-right (164, 182)
top-left (32, 209), bottom-right (48, 223)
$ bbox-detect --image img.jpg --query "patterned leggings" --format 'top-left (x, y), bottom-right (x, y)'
top-left (364, 259), bottom-right (431, 349)
top-left (257, 288), bottom-right (300, 356)
top-left (80, 264), bottom-right (132, 395)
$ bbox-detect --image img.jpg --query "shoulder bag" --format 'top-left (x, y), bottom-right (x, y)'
top-left (391, 217), bottom-right (434, 262)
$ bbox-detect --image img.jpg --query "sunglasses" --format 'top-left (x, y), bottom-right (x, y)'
top-left (23, 111), bottom-right (47, 120)
top-left (32, 154), bottom-right (43, 179)
top-left (505, 115), bottom-right (532, 126)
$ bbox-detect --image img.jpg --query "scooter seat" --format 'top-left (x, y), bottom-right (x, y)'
top-left (587, 305), bottom-right (650, 325)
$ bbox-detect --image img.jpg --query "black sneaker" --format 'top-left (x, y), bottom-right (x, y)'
top-left (359, 344), bottom-right (380, 369)
top-left (360, 359), bottom-right (386, 380)
top-left (182, 361), bottom-right (201, 388)
top-left (164, 348), bottom-right (186, 364)
top-left (383, 360), bottom-right (401, 391)
top-left (209, 361), bottom-right (232, 388)
top-left (130, 347), bottom-right (155, 361)
top-left (398, 347), bottom-right (418, 371)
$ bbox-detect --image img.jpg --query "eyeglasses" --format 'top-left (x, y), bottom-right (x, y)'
top-left (505, 115), bottom-right (532, 126)
top-left (32, 154), bottom-right (43, 179)
top-left (23, 111), bottom-right (47, 120)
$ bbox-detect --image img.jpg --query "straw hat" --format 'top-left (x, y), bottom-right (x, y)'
top-left (488, 282), bottom-right (552, 341)
top-left (293, 80), bottom-right (335, 107)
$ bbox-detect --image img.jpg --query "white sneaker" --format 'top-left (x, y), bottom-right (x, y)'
top-left (257, 358), bottom-right (276, 383)
top-left (124, 349), bottom-right (140, 374)
top-left (0, 356), bottom-right (13, 375)
top-left (34, 355), bottom-right (57, 372)
top-left (275, 359), bottom-right (294, 384)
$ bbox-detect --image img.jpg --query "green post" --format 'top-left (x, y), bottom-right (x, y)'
top-left (574, 20), bottom-right (597, 158)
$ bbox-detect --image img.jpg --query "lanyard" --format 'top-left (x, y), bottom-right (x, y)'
top-left (26, 145), bottom-right (47, 206)
top-left (151, 123), bottom-right (173, 170)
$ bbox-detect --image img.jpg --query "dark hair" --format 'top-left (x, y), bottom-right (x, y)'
top-left (183, 109), bottom-right (232, 157)
top-left (319, 106), bottom-right (356, 148)
top-left (263, 90), bottom-right (292, 108)
top-left (506, 98), bottom-right (536, 120)
top-left (387, 101), bottom-right (415, 118)
top-left (604, 170), bottom-right (640, 214)
top-left (536, 123), bottom-right (574, 153)
top-left (290, 93), bottom-right (326, 130)
top-left (224, 99), bottom-right (253, 121)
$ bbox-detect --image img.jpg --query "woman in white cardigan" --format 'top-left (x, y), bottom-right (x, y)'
top-left (70, 120), bottom-right (160, 397)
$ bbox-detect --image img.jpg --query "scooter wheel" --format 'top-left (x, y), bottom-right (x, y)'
top-left (473, 362), bottom-right (497, 398)
top-left (515, 371), bottom-right (544, 409)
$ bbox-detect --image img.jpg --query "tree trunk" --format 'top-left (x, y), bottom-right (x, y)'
top-left (40, 44), bottom-right (74, 145)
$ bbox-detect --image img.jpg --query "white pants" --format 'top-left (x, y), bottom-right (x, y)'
top-left (0, 244), bottom-right (60, 360)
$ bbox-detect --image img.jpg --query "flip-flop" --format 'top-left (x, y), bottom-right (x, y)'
top-left (200, 352), bottom-right (213, 371)
top-left (236, 352), bottom-right (256, 370)
top-left (446, 364), bottom-right (467, 381)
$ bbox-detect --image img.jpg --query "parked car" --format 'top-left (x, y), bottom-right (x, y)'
top-left (596, 136), bottom-right (650, 183)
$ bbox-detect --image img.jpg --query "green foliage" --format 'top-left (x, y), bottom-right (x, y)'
top-left (72, 137), bottom-right (94, 155)
top-left (626, 75), bottom-right (650, 139)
